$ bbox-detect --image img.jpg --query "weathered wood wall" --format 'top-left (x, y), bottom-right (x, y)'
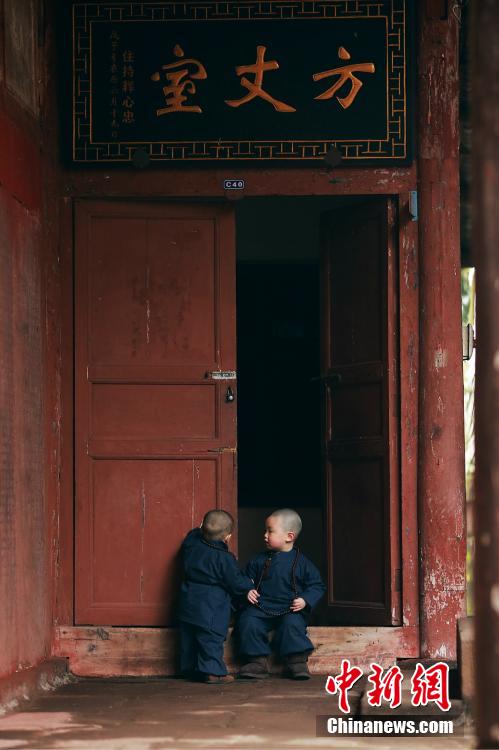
top-left (0, 2), bottom-right (54, 684)
top-left (417, 1), bottom-right (466, 659)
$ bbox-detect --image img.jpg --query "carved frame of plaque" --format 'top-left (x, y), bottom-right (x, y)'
top-left (72, 1), bottom-right (413, 165)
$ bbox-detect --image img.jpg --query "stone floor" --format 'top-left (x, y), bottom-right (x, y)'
top-left (0, 676), bottom-right (475, 750)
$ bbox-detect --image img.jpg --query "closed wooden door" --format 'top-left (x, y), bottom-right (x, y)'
top-left (321, 199), bottom-right (401, 626)
top-left (75, 201), bottom-right (236, 626)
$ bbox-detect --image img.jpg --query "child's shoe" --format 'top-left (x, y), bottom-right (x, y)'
top-left (239, 656), bottom-right (269, 679)
top-left (204, 674), bottom-right (235, 684)
top-left (283, 652), bottom-right (311, 680)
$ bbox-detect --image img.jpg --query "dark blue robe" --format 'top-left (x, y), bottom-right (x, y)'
top-left (237, 548), bottom-right (326, 657)
top-left (178, 528), bottom-right (253, 675)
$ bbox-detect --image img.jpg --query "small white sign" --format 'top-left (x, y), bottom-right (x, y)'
top-left (224, 179), bottom-right (245, 190)
top-left (207, 370), bottom-right (237, 380)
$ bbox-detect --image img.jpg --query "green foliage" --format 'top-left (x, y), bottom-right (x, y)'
top-left (462, 267), bottom-right (475, 615)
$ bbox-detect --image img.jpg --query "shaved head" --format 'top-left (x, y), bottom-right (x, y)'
top-left (202, 509), bottom-right (234, 541)
top-left (269, 508), bottom-right (302, 538)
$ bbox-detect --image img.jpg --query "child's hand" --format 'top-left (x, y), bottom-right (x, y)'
top-left (247, 589), bottom-right (260, 605)
top-left (291, 597), bottom-right (306, 612)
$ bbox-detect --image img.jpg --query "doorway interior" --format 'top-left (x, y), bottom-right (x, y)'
top-left (235, 196), bottom-right (366, 593)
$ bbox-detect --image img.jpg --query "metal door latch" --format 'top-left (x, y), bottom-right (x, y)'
top-left (225, 386), bottom-right (235, 403)
top-left (206, 370), bottom-right (237, 380)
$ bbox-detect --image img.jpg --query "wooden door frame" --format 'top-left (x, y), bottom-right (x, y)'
top-left (54, 182), bottom-right (419, 660)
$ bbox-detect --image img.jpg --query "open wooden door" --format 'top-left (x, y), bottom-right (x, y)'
top-left (320, 199), bottom-right (401, 626)
top-left (75, 201), bottom-right (236, 626)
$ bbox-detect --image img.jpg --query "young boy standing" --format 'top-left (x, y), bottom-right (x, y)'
top-left (178, 509), bottom-right (253, 684)
top-left (238, 508), bottom-right (326, 680)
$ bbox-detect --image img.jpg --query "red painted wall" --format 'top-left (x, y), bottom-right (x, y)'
top-left (0, 105), bottom-right (51, 679)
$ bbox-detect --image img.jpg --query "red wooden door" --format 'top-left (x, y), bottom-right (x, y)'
top-left (321, 199), bottom-right (401, 626)
top-left (75, 201), bottom-right (236, 626)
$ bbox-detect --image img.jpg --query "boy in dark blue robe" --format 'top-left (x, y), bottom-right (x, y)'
top-left (178, 509), bottom-right (253, 684)
top-left (237, 508), bottom-right (326, 680)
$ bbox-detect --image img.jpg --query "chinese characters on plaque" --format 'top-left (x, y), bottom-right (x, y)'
top-left (151, 44), bottom-right (207, 115)
top-left (150, 44), bottom-right (375, 115)
top-left (73, 1), bottom-right (412, 164)
top-left (108, 32), bottom-right (136, 134)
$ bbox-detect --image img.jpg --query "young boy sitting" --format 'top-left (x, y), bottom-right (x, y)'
top-left (178, 509), bottom-right (253, 684)
top-left (237, 508), bottom-right (326, 680)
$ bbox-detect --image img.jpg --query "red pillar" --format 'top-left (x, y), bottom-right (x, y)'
top-left (417, 3), bottom-right (466, 658)
top-left (472, 1), bottom-right (499, 745)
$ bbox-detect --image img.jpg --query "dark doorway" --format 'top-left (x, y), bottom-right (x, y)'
top-left (236, 261), bottom-right (321, 514)
top-left (235, 197), bottom-right (336, 588)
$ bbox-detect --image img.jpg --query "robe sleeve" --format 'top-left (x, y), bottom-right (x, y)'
top-left (299, 558), bottom-right (327, 610)
top-left (244, 556), bottom-right (261, 587)
top-left (221, 555), bottom-right (254, 598)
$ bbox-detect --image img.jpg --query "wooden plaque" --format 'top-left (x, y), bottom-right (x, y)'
top-left (72, 1), bottom-right (413, 165)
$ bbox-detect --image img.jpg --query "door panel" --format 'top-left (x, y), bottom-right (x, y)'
top-left (321, 199), bottom-right (400, 626)
top-left (88, 216), bottom-right (218, 366)
top-left (91, 384), bottom-right (217, 439)
top-left (75, 202), bottom-right (236, 625)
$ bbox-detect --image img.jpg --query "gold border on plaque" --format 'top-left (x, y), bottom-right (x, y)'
top-left (72, 1), bottom-right (409, 164)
